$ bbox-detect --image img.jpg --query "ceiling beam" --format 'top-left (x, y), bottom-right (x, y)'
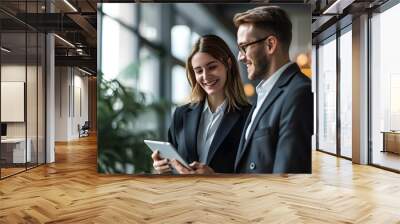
top-left (55, 55), bottom-right (96, 71)
top-left (67, 13), bottom-right (97, 39)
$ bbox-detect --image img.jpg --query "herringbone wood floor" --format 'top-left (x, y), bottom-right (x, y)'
top-left (1, 135), bottom-right (400, 223)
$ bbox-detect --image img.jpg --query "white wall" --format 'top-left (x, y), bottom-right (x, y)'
top-left (1, 65), bottom-right (27, 140)
top-left (72, 72), bottom-right (89, 138)
top-left (55, 66), bottom-right (69, 141)
top-left (55, 67), bottom-right (89, 141)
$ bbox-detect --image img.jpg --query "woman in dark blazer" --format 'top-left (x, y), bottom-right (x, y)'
top-left (152, 35), bottom-right (251, 174)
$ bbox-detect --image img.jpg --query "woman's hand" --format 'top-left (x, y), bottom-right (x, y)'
top-left (151, 150), bottom-right (172, 174)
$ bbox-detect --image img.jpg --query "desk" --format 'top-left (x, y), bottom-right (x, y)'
top-left (1, 138), bottom-right (31, 163)
top-left (381, 131), bottom-right (400, 154)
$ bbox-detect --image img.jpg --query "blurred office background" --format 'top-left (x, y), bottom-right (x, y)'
top-left (97, 3), bottom-right (311, 174)
top-left (0, 0), bottom-right (97, 179)
top-left (312, 0), bottom-right (400, 172)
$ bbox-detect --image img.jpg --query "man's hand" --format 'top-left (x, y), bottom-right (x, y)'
top-left (170, 160), bottom-right (216, 175)
top-left (189, 162), bottom-right (215, 174)
top-left (151, 150), bottom-right (172, 174)
top-left (170, 160), bottom-right (194, 174)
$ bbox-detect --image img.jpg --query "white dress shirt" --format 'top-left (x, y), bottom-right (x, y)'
top-left (197, 99), bottom-right (227, 163)
top-left (245, 62), bottom-right (293, 140)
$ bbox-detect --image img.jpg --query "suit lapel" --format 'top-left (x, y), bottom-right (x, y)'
top-left (244, 88), bottom-right (283, 145)
top-left (183, 102), bottom-right (203, 162)
top-left (206, 110), bottom-right (240, 165)
top-left (234, 89), bottom-right (282, 169)
top-left (234, 63), bottom-right (300, 170)
top-left (234, 105), bottom-right (256, 169)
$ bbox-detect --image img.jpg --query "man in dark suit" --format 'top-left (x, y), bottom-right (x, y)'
top-left (233, 6), bottom-right (313, 173)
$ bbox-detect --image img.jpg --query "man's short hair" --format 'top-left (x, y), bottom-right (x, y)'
top-left (233, 6), bottom-right (292, 51)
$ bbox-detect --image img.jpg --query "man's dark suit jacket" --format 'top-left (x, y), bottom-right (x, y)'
top-left (168, 101), bottom-right (251, 173)
top-left (235, 63), bottom-right (313, 173)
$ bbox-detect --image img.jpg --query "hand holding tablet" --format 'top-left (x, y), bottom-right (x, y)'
top-left (146, 140), bottom-right (215, 174)
top-left (151, 150), bottom-right (172, 174)
top-left (145, 140), bottom-right (191, 173)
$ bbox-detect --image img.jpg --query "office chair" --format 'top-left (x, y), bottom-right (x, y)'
top-left (79, 121), bottom-right (90, 138)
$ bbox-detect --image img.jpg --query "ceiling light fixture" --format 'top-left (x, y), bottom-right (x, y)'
top-left (76, 48), bottom-right (86, 56)
top-left (1, 47), bottom-right (11, 53)
top-left (54, 34), bottom-right (75, 48)
top-left (63, 0), bottom-right (78, 12)
top-left (78, 67), bottom-right (92, 76)
top-left (323, 0), bottom-right (354, 15)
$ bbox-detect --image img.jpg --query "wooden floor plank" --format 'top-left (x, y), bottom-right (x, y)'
top-left (0, 135), bottom-right (400, 223)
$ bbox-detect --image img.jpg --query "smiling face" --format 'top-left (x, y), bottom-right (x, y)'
top-left (237, 23), bottom-right (270, 80)
top-left (191, 52), bottom-right (228, 97)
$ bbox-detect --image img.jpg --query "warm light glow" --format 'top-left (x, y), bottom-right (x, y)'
top-left (301, 68), bottom-right (312, 78)
top-left (296, 53), bottom-right (309, 67)
top-left (244, 83), bottom-right (255, 97)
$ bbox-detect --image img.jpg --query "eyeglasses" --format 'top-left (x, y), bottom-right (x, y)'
top-left (237, 35), bottom-right (271, 55)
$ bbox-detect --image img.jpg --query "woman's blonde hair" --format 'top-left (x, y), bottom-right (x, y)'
top-left (186, 34), bottom-right (249, 112)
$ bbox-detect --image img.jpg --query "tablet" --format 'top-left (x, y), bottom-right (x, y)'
top-left (144, 140), bottom-right (190, 169)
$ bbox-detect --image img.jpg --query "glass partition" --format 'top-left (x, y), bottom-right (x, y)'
top-left (0, 1), bottom-right (46, 179)
top-left (1, 31), bottom-right (28, 177)
top-left (371, 3), bottom-right (400, 171)
top-left (339, 28), bottom-right (352, 158)
top-left (317, 36), bottom-right (337, 155)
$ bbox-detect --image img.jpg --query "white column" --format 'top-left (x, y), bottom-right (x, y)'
top-left (46, 33), bottom-right (55, 163)
top-left (352, 14), bottom-right (369, 164)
